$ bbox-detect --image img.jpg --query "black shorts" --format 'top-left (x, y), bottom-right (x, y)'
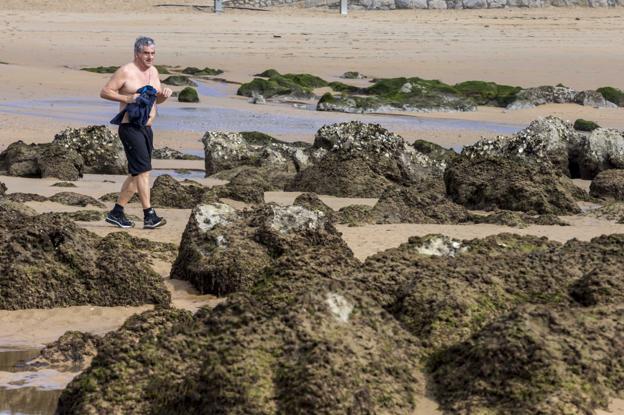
top-left (118, 124), bottom-right (153, 176)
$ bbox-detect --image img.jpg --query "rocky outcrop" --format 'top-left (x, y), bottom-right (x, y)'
top-left (464, 116), bottom-right (580, 177)
top-left (170, 203), bottom-right (356, 296)
top-left (465, 117), bottom-right (624, 180)
top-left (48, 192), bottom-right (106, 208)
top-left (574, 90), bottom-right (616, 108)
top-left (589, 169), bottom-right (624, 200)
top-left (0, 210), bottom-right (170, 309)
top-left (293, 192), bottom-right (335, 219)
top-left (26, 331), bottom-right (102, 372)
top-left (429, 305), bottom-right (624, 414)
top-left (0, 141), bottom-right (84, 180)
top-left (152, 147), bottom-right (202, 160)
top-left (53, 125), bottom-right (127, 175)
top-left (445, 155), bottom-right (581, 214)
top-left (202, 131), bottom-right (313, 176)
top-left (288, 121), bottom-right (444, 197)
top-left (151, 174), bottom-right (207, 209)
top-left (467, 210), bottom-right (569, 227)
top-left (369, 182), bottom-right (469, 224)
top-left (574, 127), bottom-right (624, 178)
top-left (506, 85), bottom-right (577, 109)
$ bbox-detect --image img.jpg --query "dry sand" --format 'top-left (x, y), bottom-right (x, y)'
top-left (2, 2), bottom-right (624, 413)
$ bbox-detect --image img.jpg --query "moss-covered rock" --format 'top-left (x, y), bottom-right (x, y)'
top-left (59, 210), bottom-right (105, 222)
top-left (178, 86), bottom-right (199, 103)
top-left (0, 211), bottom-right (170, 309)
top-left (467, 210), bottom-right (569, 228)
top-left (150, 174), bottom-right (206, 208)
top-left (52, 181), bottom-right (78, 187)
top-left (320, 76), bottom-right (476, 113)
top-left (237, 76), bottom-right (313, 99)
top-left (336, 204), bottom-right (374, 225)
top-left (48, 192), bottom-right (105, 208)
top-left (152, 147), bottom-right (202, 160)
top-left (341, 71), bottom-right (366, 79)
top-left (26, 331), bottom-right (102, 372)
top-left (445, 155), bottom-right (582, 214)
top-left (293, 192), bottom-right (335, 219)
top-left (5, 192), bottom-right (48, 203)
top-left (597, 86), bottom-right (624, 106)
top-left (80, 66), bottom-right (118, 73)
top-left (0, 141), bottom-right (84, 180)
top-left (428, 304), bottom-right (624, 414)
top-left (574, 118), bottom-right (600, 132)
top-left (162, 75), bottom-right (197, 86)
top-left (453, 80), bottom-right (521, 106)
top-left (181, 66), bottom-right (223, 76)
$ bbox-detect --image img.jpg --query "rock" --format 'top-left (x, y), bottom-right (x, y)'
top-left (0, 181), bottom-right (5, 196)
top-left (25, 331), bottom-right (101, 372)
top-left (250, 92), bottom-right (266, 104)
top-left (574, 90), bottom-right (616, 108)
top-left (463, 116), bottom-right (580, 177)
top-left (170, 203), bottom-right (355, 296)
top-left (0, 199), bottom-right (38, 217)
top-left (152, 147), bottom-right (202, 160)
top-left (59, 210), bottom-right (105, 222)
top-left (589, 169), bottom-right (624, 200)
top-left (288, 121), bottom-right (444, 197)
top-left (5, 192), bottom-right (48, 203)
top-left (151, 174), bottom-right (206, 209)
top-left (429, 305), bottom-right (624, 414)
top-left (48, 192), bottom-right (106, 208)
top-left (293, 192), bottom-right (335, 218)
top-left (467, 210), bottom-right (569, 227)
top-left (181, 66), bottom-right (223, 76)
top-left (573, 128), bottom-right (624, 179)
top-left (337, 204), bottom-right (374, 225)
top-left (597, 86), bottom-right (624, 106)
top-left (0, 141), bottom-right (84, 180)
top-left (213, 166), bottom-right (294, 191)
top-left (202, 130), bottom-right (312, 176)
top-left (507, 85), bottom-right (577, 108)
top-left (570, 264), bottom-right (624, 306)
top-left (215, 182), bottom-right (265, 204)
top-left (37, 143), bottom-right (84, 181)
top-left (340, 71), bottom-right (366, 79)
top-left (178, 87), bottom-right (199, 103)
top-left (99, 192), bottom-right (139, 203)
top-left (53, 125), bottom-right (127, 175)
top-left (463, 0), bottom-right (487, 7)
top-left (162, 75), bottom-right (197, 86)
top-left (52, 182), bottom-right (78, 187)
top-left (0, 212), bottom-right (171, 309)
top-left (445, 155), bottom-right (581, 214)
top-left (574, 118), bottom-right (600, 132)
top-left (369, 183), bottom-right (469, 224)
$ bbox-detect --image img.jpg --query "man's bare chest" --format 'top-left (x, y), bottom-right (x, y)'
top-left (121, 76), bottom-right (158, 95)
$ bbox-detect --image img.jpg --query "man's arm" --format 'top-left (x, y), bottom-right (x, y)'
top-left (154, 70), bottom-right (172, 104)
top-left (100, 66), bottom-right (134, 104)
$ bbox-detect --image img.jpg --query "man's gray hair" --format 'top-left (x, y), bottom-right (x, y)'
top-left (134, 36), bottom-right (155, 54)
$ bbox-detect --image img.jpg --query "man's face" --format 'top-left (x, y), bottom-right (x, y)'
top-left (136, 45), bottom-right (156, 67)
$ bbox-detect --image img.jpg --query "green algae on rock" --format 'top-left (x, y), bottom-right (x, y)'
top-left (181, 66), bottom-right (223, 76)
top-left (574, 118), bottom-right (600, 132)
top-left (0, 210), bottom-right (170, 310)
top-left (453, 80), bottom-right (521, 106)
top-left (237, 69), bottom-right (326, 99)
top-left (177, 86), bottom-right (199, 103)
top-left (80, 66), bottom-right (118, 73)
top-left (589, 169), bottom-right (624, 200)
top-left (597, 86), bottom-right (624, 106)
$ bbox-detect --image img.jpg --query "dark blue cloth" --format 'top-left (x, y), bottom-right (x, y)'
top-left (110, 85), bottom-right (158, 126)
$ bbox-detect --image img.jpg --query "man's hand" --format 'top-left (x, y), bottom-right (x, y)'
top-left (157, 88), bottom-right (172, 101)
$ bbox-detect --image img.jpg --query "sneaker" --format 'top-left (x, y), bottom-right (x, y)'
top-left (105, 211), bottom-right (135, 229)
top-left (143, 208), bottom-right (166, 229)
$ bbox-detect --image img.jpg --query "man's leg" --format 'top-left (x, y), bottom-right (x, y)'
top-left (135, 171), bottom-right (151, 209)
top-left (117, 175), bottom-right (138, 206)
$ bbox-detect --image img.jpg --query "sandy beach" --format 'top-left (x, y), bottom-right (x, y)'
top-left (2, 1), bottom-right (624, 414)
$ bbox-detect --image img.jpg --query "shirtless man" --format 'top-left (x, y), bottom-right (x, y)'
top-left (100, 36), bottom-right (172, 229)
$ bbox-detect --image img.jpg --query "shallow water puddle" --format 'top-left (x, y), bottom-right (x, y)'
top-left (0, 348), bottom-right (69, 415)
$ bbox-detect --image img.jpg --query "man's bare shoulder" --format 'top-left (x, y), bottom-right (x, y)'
top-left (116, 62), bottom-right (137, 76)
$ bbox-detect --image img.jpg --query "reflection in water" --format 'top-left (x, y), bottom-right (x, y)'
top-left (0, 349), bottom-right (61, 415)
top-left (152, 169), bottom-right (205, 180)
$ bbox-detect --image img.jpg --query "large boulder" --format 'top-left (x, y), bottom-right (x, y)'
top-left (150, 174), bottom-right (207, 209)
top-left (589, 169), bottom-right (624, 200)
top-left (288, 121), bottom-right (444, 197)
top-left (0, 141), bottom-right (84, 180)
top-left (0, 210), bottom-right (170, 309)
top-left (170, 203), bottom-right (356, 296)
top-left (53, 125), bottom-right (127, 175)
top-left (445, 155), bottom-right (582, 214)
top-left (202, 131), bottom-right (313, 176)
top-left (429, 305), bottom-right (624, 414)
top-left (573, 127), bottom-right (624, 179)
top-left (463, 116), bottom-right (580, 177)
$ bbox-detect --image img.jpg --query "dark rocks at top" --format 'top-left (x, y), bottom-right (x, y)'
top-left (53, 125), bottom-right (127, 175)
top-left (589, 169), bottom-right (624, 200)
top-left (170, 202), bottom-right (356, 296)
top-left (445, 155), bottom-right (581, 215)
top-left (464, 116), bottom-right (624, 180)
top-left (152, 147), bottom-right (203, 160)
top-left (288, 121), bottom-right (445, 197)
top-left (0, 208), bottom-right (171, 310)
top-left (0, 140), bottom-right (84, 181)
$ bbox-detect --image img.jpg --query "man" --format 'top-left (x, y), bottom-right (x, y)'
top-left (100, 36), bottom-right (172, 229)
